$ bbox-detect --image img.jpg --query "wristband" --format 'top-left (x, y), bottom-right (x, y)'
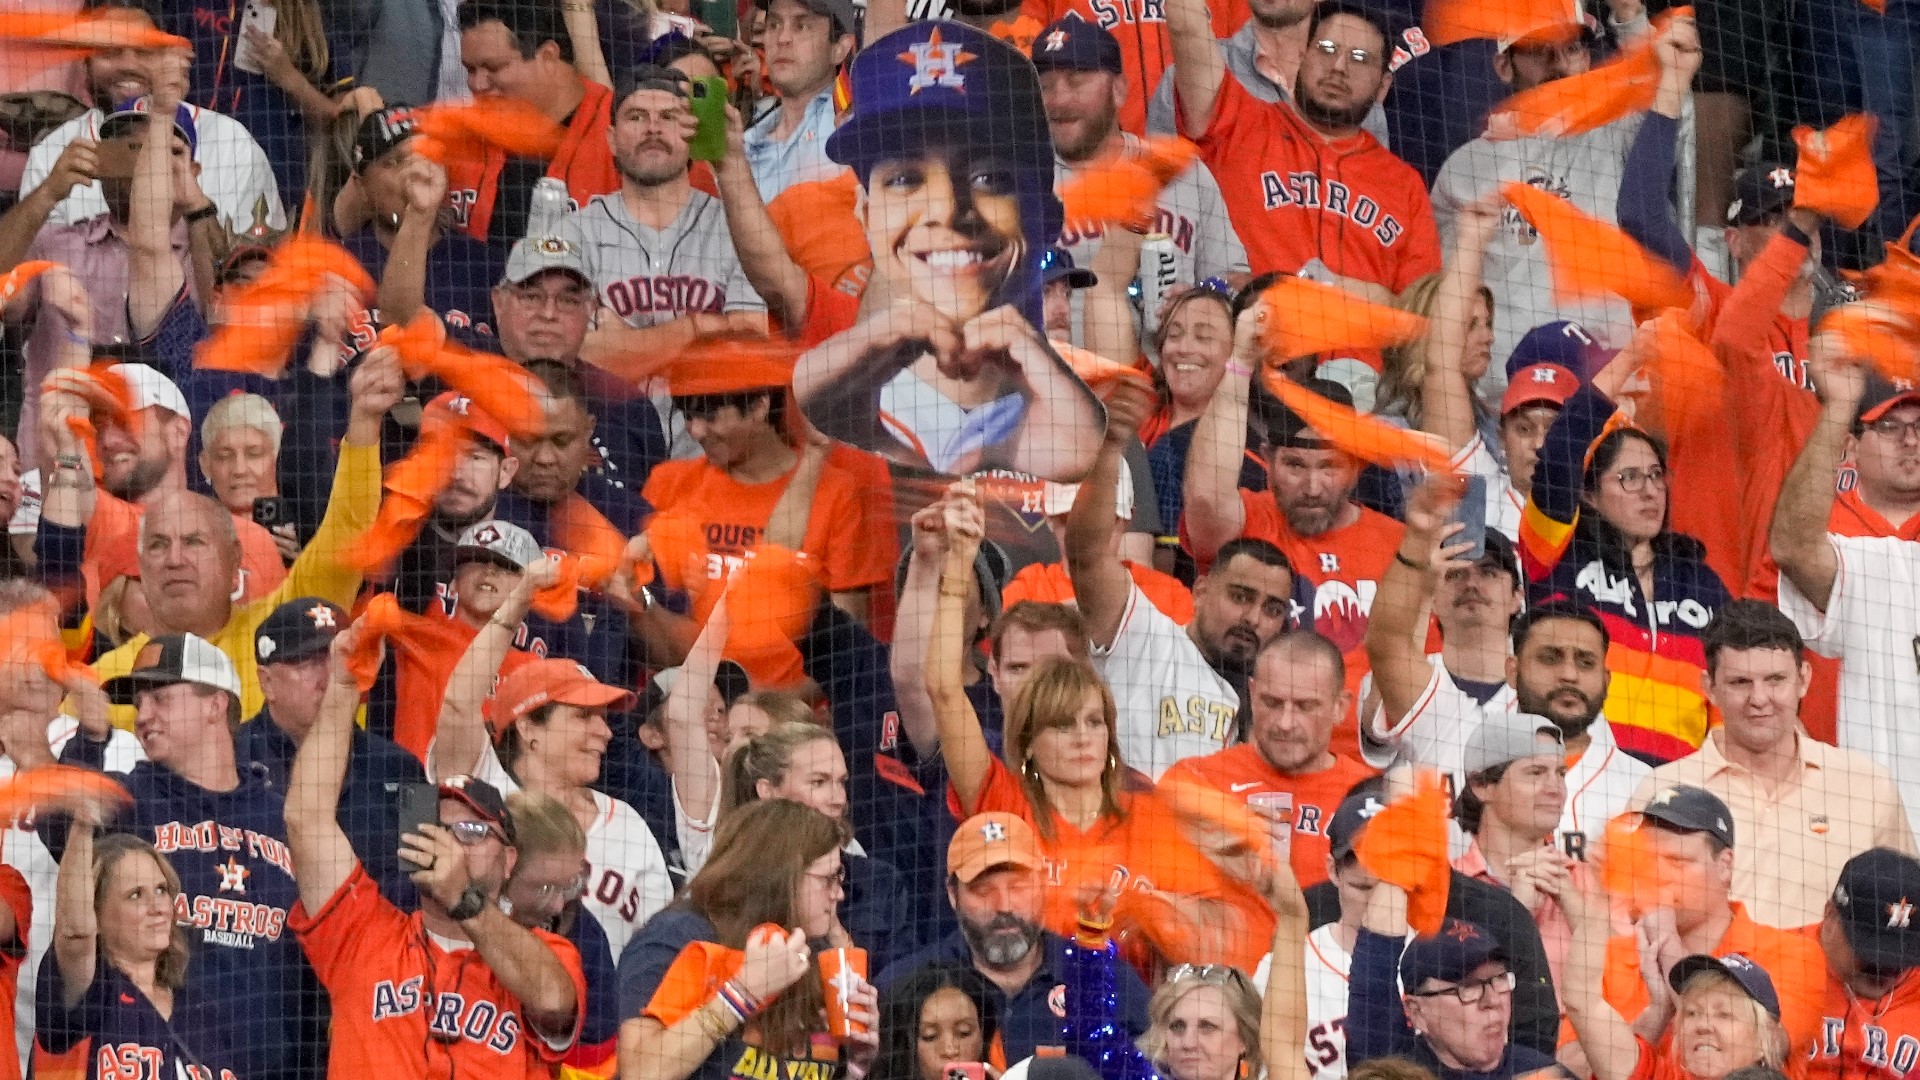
top-left (1225, 359), bottom-right (1254, 378)
top-left (183, 203), bottom-right (219, 225)
top-left (1394, 551), bottom-right (1429, 571)
top-left (717, 979), bottom-right (760, 1020)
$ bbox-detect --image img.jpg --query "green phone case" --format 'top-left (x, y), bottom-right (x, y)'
top-left (688, 75), bottom-right (730, 161)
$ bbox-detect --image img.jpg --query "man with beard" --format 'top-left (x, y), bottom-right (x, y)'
top-left (390, 392), bottom-right (519, 614)
top-left (1144, 0), bottom-right (1389, 145)
top-left (1164, 631), bottom-right (1377, 888)
top-left (1071, 375), bottom-right (1292, 777)
top-left (1036, 18), bottom-right (1248, 330)
top-left (1433, 15), bottom-right (1699, 373)
top-left (1165, 0), bottom-right (1439, 293)
top-left (560, 64), bottom-right (767, 416)
top-left (875, 812), bottom-right (1151, 1066)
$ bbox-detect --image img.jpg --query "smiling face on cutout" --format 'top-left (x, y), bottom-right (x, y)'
top-left (860, 136), bottom-right (1025, 324)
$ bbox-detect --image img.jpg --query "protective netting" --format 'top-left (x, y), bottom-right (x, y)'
top-left (0, 2), bottom-right (1916, 1080)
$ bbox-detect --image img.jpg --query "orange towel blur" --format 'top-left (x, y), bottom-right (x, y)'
top-left (1502, 182), bottom-right (1692, 310)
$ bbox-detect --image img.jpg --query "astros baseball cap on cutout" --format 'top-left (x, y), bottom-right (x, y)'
top-left (949, 812), bottom-right (1042, 882)
top-left (1832, 848), bottom-right (1920, 972)
top-left (108, 363), bottom-right (189, 418)
top-left (454, 520), bottom-right (544, 573)
top-left (254, 597), bottom-right (347, 666)
top-left (487, 658), bottom-right (638, 739)
top-left (423, 391), bottom-right (510, 453)
top-left (1668, 953), bottom-right (1782, 1018)
top-left (436, 774), bottom-right (518, 844)
top-left (102, 633), bottom-right (241, 705)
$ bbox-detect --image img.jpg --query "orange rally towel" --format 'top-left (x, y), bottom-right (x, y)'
top-left (1503, 182), bottom-right (1692, 310)
top-left (1793, 114), bottom-right (1881, 229)
top-left (1355, 771), bottom-right (1453, 936)
top-left (1260, 370), bottom-right (1455, 473)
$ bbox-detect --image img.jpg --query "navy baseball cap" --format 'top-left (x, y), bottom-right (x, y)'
top-left (1504, 320), bottom-right (1610, 384)
top-left (99, 97), bottom-right (198, 157)
top-left (1728, 162), bottom-right (1796, 227)
top-left (1638, 783), bottom-right (1735, 849)
top-left (1400, 919), bottom-right (1506, 989)
top-left (1668, 953), bottom-right (1781, 1018)
top-left (1030, 17), bottom-right (1123, 75)
top-left (1832, 848), bottom-right (1920, 973)
top-left (255, 598), bottom-right (347, 666)
top-left (1040, 247), bottom-right (1096, 289)
top-left (1855, 372), bottom-right (1920, 427)
top-left (1328, 790), bottom-right (1387, 861)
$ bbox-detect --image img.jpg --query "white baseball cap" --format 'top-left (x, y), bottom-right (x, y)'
top-left (454, 520), bottom-right (544, 571)
top-left (107, 363), bottom-right (190, 419)
top-left (1041, 456), bottom-right (1134, 521)
top-left (101, 633), bottom-right (242, 705)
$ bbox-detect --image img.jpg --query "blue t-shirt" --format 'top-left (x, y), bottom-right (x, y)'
top-left (35, 954), bottom-right (241, 1080)
top-left (338, 227), bottom-right (505, 340)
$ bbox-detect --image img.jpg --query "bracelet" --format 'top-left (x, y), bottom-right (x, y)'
top-left (698, 996), bottom-right (742, 1040)
top-left (1394, 551), bottom-right (1429, 571)
top-left (54, 453), bottom-right (83, 472)
top-left (717, 979), bottom-right (761, 1019)
top-left (183, 203), bottom-right (219, 225)
top-left (1225, 359), bottom-right (1254, 378)
top-left (938, 585), bottom-right (973, 599)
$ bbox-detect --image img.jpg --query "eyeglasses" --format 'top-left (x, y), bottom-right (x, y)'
top-left (445, 820), bottom-right (506, 846)
top-left (806, 868), bottom-right (848, 891)
top-left (1607, 465), bottom-right (1668, 493)
top-left (508, 283), bottom-right (592, 312)
top-left (1410, 971), bottom-right (1516, 1004)
top-left (525, 871), bottom-right (589, 903)
top-left (1167, 964), bottom-right (1257, 994)
top-left (1867, 416), bottom-right (1920, 441)
top-left (1311, 39), bottom-right (1377, 66)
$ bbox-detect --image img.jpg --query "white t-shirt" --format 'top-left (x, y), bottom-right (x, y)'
top-left (670, 757), bottom-right (723, 879)
top-left (1253, 924), bottom-right (1356, 1080)
top-left (436, 743), bottom-right (674, 963)
top-left (1092, 580), bottom-right (1240, 779)
top-left (0, 719), bottom-right (146, 1071)
top-left (1372, 664), bottom-right (1650, 861)
top-left (1778, 534), bottom-right (1920, 835)
top-left (22, 106), bottom-right (288, 233)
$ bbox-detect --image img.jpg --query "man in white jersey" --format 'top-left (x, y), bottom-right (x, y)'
top-left (559, 63), bottom-right (769, 457)
top-left (1256, 791), bottom-right (1388, 1080)
top-left (1066, 381), bottom-right (1293, 777)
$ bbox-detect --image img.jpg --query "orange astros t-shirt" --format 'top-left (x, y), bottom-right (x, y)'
top-left (1807, 967), bottom-right (1920, 1080)
top-left (1161, 746), bottom-right (1378, 888)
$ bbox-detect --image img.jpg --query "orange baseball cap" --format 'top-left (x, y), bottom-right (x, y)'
top-left (948, 812), bottom-right (1042, 883)
top-left (486, 658), bottom-right (638, 739)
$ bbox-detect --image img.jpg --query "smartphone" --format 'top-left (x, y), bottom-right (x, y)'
top-left (945, 1065), bottom-right (987, 1080)
top-left (233, 0), bottom-right (279, 75)
top-left (1448, 474), bottom-right (1490, 563)
top-left (250, 496), bottom-right (293, 528)
top-left (397, 782), bottom-right (440, 843)
top-left (688, 76), bottom-right (730, 162)
top-left (1295, 257), bottom-right (1337, 285)
top-left (695, 0), bottom-right (738, 41)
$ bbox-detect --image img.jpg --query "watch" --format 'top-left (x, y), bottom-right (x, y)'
top-left (448, 884), bottom-right (490, 921)
top-left (183, 203), bottom-right (219, 225)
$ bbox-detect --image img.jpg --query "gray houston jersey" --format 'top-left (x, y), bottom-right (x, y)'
top-left (558, 189), bottom-right (767, 329)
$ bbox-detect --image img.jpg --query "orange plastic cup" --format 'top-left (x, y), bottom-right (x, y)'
top-left (818, 946), bottom-right (869, 1039)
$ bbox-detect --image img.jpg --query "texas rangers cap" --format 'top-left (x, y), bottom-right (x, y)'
top-left (454, 520), bottom-right (544, 573)
top-left (948, 812), bottom-right (1042, 882)
top-left (352, 105), bottom-right (417, 172)
top-left (503, 235), bottom-right (592, 288)
top-left (99, 97), bottom-right (198, 156)
top-left (1505, 320), bottom-right (1610, 384)
top-left (1500, 362), bottom-right (1580, 416)
top-left (1039, 247), bottom-right (1097, 290)
top-left (1728, 162), bottom-right (1796, 227)
top-left (108, 363), bottom-right (189, 419)
top-left (1029, 18), bottom-right (1123, 75)
top-left (103, 633), bottom-right (241, 704)
top-left (1462, 712), bottom-right (1564, 777)
top-left (255, 597), bottom-right (347, 666)
top-left (1832, 848), bottom-right (1920, 972)
top-left (1328, 789), bottom-right (1387, 861)
top-left (423, 391), bottom-right (510, 453)
top-left (1668, 953), bottom-right (1782, 1018)
top-left (1638, 783), bottom-right (1736, 849)
top-left (828, 21), bottom-right (1055, 188)
top-left (753, 0), bottom-right (858, 38)
top-left (436, 774), bottom-right (518, 844)
top-left (1855, 372), bottom-right (1920, 427)
top-left (488, 658), bottom-right (638, 737)
top-left (1399, 919), bottom-right (1506, 989)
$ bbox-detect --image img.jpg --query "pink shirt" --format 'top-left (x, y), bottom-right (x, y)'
top-left (1452, 839), bottom-right (1582, 1005)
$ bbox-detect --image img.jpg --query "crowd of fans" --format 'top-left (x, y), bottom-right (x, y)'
top-left (1, 1), bottom-right (1919, 1080)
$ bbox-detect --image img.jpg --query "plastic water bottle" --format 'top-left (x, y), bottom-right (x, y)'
top-left (527, 177), bottom-right (572, 239)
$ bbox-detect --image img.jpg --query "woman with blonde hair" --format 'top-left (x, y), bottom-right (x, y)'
top-left (1139, 965), bottom-right (1266, 1080)
top-left (926, 483), bottom-right (1271, 974)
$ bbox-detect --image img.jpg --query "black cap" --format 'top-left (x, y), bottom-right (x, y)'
top-left (353, 105), bottom-right (418, 172)
top-left (1856, 372), bottom-right (1920, 427)
top-left (613, 63), bottom-right (691, 109)
top-left (641, 660), bottom-right (753, 719)
top-left (1400, 919), bottom-right (1506, 988)
top-left (1832, 848), bottom-right (1920, 973)
top-left (1040, 247), bottom-right (1097, 289)
top-left (1328, 790), bottom-right (1387, 861)
top-left (255, 597), bottom-right (347, 666)
top-left (437, 775), bottom-right (518, 845)
top-left (1476, 530), bottom-right (1522, 588)
top-left (1029, 17), bottom-right (1124, 75)
top-left (1668, 953), bottom-right (1781, 1019)
top-left (1638, 783), bottom-right (1735, 849)
top-left (1266, 376), bottom-right (1354, 449)
top-left (1727, 162), bottom-right (1796, 227)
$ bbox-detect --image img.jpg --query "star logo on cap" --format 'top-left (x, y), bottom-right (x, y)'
top-left (474, 525), bottom-right (502, 546)
top-left (1768, 167), bottom-right (1794, 189)
top-left (1359, 796), bottom-right (1384, 818)
top-left (307, 604), bottom-right (337, 629)
top-left (1042, 29), bottom-right (1067, 50)
top-left (1444, 922), bottom-right (1478, 942)
top-left (900, 28), bottom-right (976, 94)
top-left (1651, 787), bottom-right (1678, 806)
top-left (981, 821), bottom-right (1007, 842)
top-left (1891, 898), bottom-right (1914, 929)
top-left (1836, 883), bottom-right (1852, 907)
top-left (257, 635), bottom-right (277, 659)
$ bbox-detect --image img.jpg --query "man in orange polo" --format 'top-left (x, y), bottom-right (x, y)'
top-left (1809, 848), bottom-right (1920, 1080)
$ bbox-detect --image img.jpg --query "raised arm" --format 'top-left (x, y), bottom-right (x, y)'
top-left (563, 1), bottom-right (613, 87)
top-left (1067, 378), bottom-right (1154, 647)
top-left (1558, 880), bottom-right (1646, 1080)
top-left (0, 140), bottom-right (97, 276)
top-left (51, 817), bottom-right (99, 1009)
top-left (713, 105), bottom-right (811, 331)
top-left (1366, 477), bottom-right (1460, 733)
top-left (1084, 227), bottom-right (1143, 366)
top-left (664, 589), bottom-right (730, 825)
top-left (1260, 863), bottom-right (1313, 1080)
top-left (925, 485), bottom-right (995, 813)
top-left (288, 624), bottom-right (367, 913)
top-left (1165, 0), bottom-right (1226, 138)
top-left (889, 502), bottom-right (954, 761)
top-left (1182, 304), bottom-right (1261, 564)
top-left (374, 158), bottom-right (449, 328)
top-left (430, 558), bottom-right (561, 780)
top-left (127, 62), bottom-right (186, 341)
top-left (1770, 334), bottom-right (1861, 613)
top-left (1422, 201), bottom-right (1499, 452)
top-left (1345, 881), bottom-right (1420, 1066)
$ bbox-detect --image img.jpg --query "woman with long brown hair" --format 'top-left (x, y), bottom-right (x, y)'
top-left (925, 481), bottom-right (1271, 975)
top-left (619, 799), bottom-right (881, 1080)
